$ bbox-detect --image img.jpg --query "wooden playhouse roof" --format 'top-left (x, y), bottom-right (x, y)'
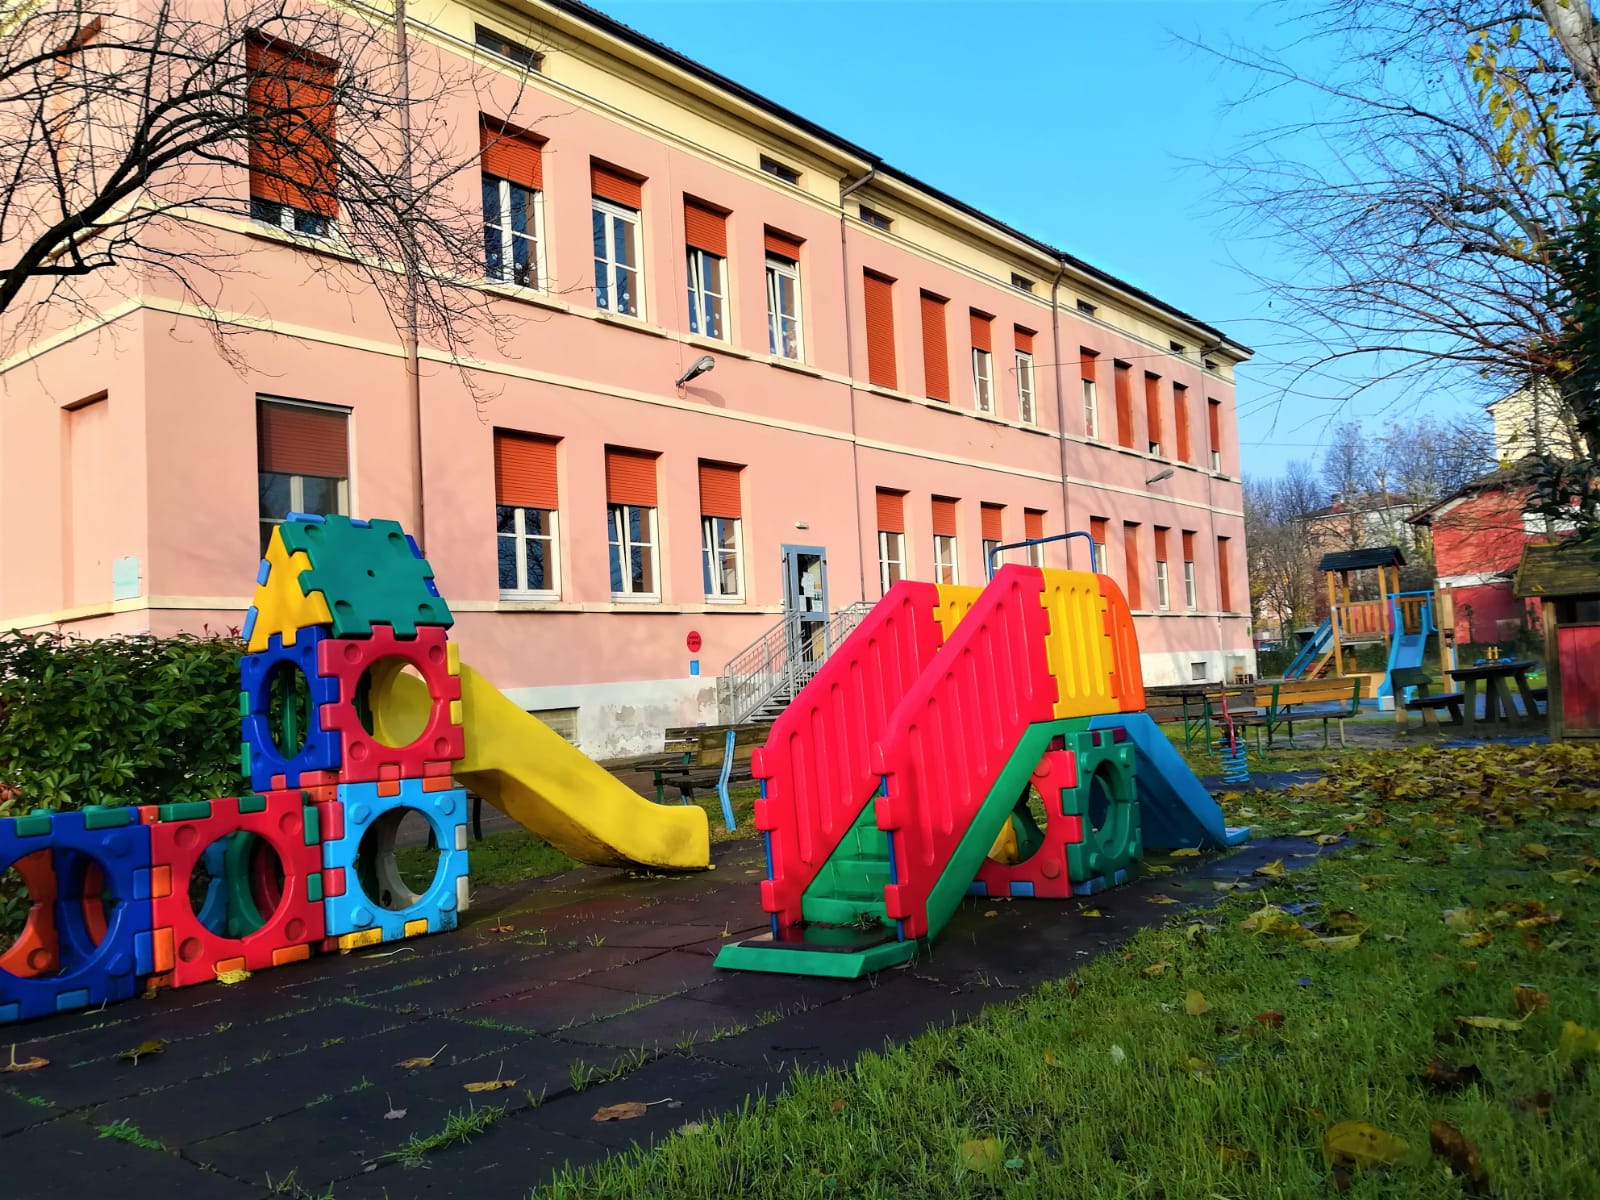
top-left (1316, 546), bottom-right (1407, 573)
top-left (1513, 536), bottom-right (1600, 599)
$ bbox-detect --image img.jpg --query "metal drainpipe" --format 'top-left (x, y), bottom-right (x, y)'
top-left (1048, 255), bottom-right (1072, 565)
top-left (395, 0), bottom-right (425, 551)
top-left (837, 160), bottom-right (878, 602)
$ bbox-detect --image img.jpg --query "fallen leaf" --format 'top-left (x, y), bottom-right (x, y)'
top-left (1513, 985), bottom-right (1551, 1016)
top-left (1254, 1010), bottom-right (1285, 1028)
top-left (1415, 1059), bottom-right (1483, 1092)
top-left (1456, 1015), bottom-right (1528, 1033)
top-left (958, 1137), bottom-right (1003, 1171)
top-left (1142, 961), bottom-right (1170, 977)
top-left (396, 1056), bottom-right (438, 1070)
top-left (1042, 1049), bottom-right (1059, 1068)
top-left (1549, 868), bottom-right (1591, 886)
top-left (829, 1098), bottom-right (847, 1114)
top-left (1556, 1020), bottom-right (1600, 1061)
top-left (1109, 1044), bottom-right (1126, 1065)
top-left (2, 1046), bottom-right (48, 1073)
top-left (1184, 989), bottom-right (1211, 1016)
top-left (1292, 828), bottom-right (1324, 838)
top-left (1429, 1120), bottom-right (1488, 1194)
top-left (1143, 863), bottom-right (1174, 875)
top-left (1518, 842), bottom-right (1553, 861)
top-left (1254, 859), bottom-right (1287, 877)
top-left (384, 1108), bottom-right (407, 1121)
top-left (1217, 1144), bottom-right (1259, 1166)
top-left (1324, 1119), bottom-right (1409, 1167)
top-left (488, 921), bottom-right (515, 934)
top-left (1308, 933), bottom-right (1363, 952)
top-left (983, 909), bottom-right (999, 918)
top-left (1515, 911), bottom-right (1564, 928)
top-left (464, 1077), bottom-right (519, 1093)
top-left (118, 1040), bottom-right (165, 1064)
top-left (1080, 907), bottom-right (1104, 917)
top-left (1146, 894), bottom-right (1180, 905)
top-left (214, 967), bottom-right (251, 985)
top-left (1459, 930), bottom-right (1494, 948)
top-left (1240, 904), bottom-right (1311, 938)
top-left (1171, 848), bottom-right (1201, 858)
top-left (592, 1101), bottom-right (648, 1121)
top-left (1185, 1055), bottom-right (1214, 1081)
top-left (1314, 834), bottom-right (1345, 846)
top-left (1212, 880), bottom-right (1244, 893)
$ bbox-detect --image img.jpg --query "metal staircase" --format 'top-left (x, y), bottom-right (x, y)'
top-left (722, 602), bottom-right (871, 725)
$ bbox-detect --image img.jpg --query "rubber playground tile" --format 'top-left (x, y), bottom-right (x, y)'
top-left (584, 949), bottom-right (722, 997)
top-left (0, 1089), bottom-right (56, 1138)
top-left (352, 945), bottom-right (671, 1018)
top-left (551, 993), bottom-right (756, 1051)
top-left (340, 1130), bottom-right (612, 1199)
top-left (436, 979), bottom-right (660, 1037)
top-left (4, 1115), bottom-right (260, 1200)
top-left (677, 968), bottom-right (873, 1013)
top-left (577, 919), bottom-right (756, 951)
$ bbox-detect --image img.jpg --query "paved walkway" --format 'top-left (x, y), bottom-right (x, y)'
top-left (0, 830), bottom-right (1321, 1199)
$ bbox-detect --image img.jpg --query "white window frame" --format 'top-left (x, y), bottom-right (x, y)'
top-left (766, 253), bottom-right (803, 360)
top-left (1026, 539), bottom-right (1045, 569)
top-left (701, 514), bottom-right (743, 601)
top-left (250, 196), bottom-right (334, 240)
top-left (933, 534), bottom-right (960, 585)
top-left (686, 246), bottom-right (727, 341)
top-left (260, 473), bottom-right (349, 554)
top-left (1082, 377), bottom-right (1098, 439)
top-left (983, 538), bottom-right (1001, 579)
top-left (1091, 540), bottom-right (1108, 573)
top-left (972, 348), bottom-right (995, 414)
top-left (1149, 440), bottom-right (1163, 457)
top-left (1211, 447), bottom-right (1222, 472)
top-left (607, 502), bottom-right (659, 599)
top-left (1156, 559), bottom-right (1171, 611)
top-left (1016, 350), bottom-right (1036, 424)
top-left (878, 530), bottom-right (906, 595)
top-left (593, 197), bottom-right (644, 319)
top-left (497, 505), bottom-right (560, 598)
top-left (483, 174), bottom-right (547, 291)
top-left (1184, 559), bottom-right (1198, 610)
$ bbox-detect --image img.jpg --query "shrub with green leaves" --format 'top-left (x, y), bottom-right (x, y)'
top-left (0, 629), bottom-right (243, 815)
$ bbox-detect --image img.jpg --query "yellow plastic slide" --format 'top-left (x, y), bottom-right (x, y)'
top-left (374, 662), bottom-right (710, 871)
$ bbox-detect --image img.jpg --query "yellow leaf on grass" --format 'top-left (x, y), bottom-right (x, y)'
top-left (215, 967), bottom-right (251, 986)
top-left (1293, 829), bottom-right (1324, 838)
top-left (1171, 848), bottom-right (1201, 858)
top-left (1308, 933), bottom-right (1363, 952)
top-left (1254, 859), bottom-right (1287, 877)
top-left (1549, 868), bottom-right (1591, 886)
top-left (959, 1137), bottom-right (1003, 1171)
top-left (1456, 1015), bottom-right (1528, 1032)
top-left (1515, 911), bottom-right (1564, 928)
top-left (1217, 1144), bottom-right (1259, 1166)
top-left (1518, 842), bottom-right (1553, 860)
top-left (1557, 1020), bottom-right (1600, 1059)
top-left (1513, 985), bottom-right (1550, 1016)
top-left (1142, 961), bottom-right (1171, 977)
top-left (1185, 989), bottom-right (1211, 1016)
top-left (1314, 834), bottom-right (1344, 847)
top-left (1240, 905), bottom-right (1311, 939)
top-left (1459, 930), bottom-right (1494, 948)
top-left (1324, 1119), bottom-right (1409, 1167)
top-left (829, 1098), bottom-right (847, 1113)
top-left (591, 1101), bottom-right (648, 1121)
top-left (1042, 1049), bottom-right (1059, 1068)
top-left (1442, 908), bottom-right (1478, 932)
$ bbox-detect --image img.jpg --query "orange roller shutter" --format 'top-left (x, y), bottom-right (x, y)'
top-left (1080, 347), bottom-right (1098, 380)
top-left (1208, 398), bottom-right (1223, 456)
top-left (1182, 531), bottom-right (1195, 561)
top-left (920, 293), bottom-right (949, 401)
top-left (764, 227), bottom-right (803, 260)
top-left (684, 199), bottom-right (728, 257)
top-left (1173, 384), bottom-right (1191, 462)
top-left (970, 311), bottom-right (992, 352)
top-left (591, 162), bottom-right (643, 209)
top-left (1123, 524), bottom-right (1142, 609)
top-left (1155, 527), bottom-right (1169, 560)
top-left (932, 497), bottom-right (958, 538)
top-left (1145, 374), bottom-right (1162, 444)
top-left (1217, 537), bottom-right (1233, 610)
top-left (981, 503), bottom-right (1003, 541)
top-left (1114, 362), bottom-right (1133, 448)
top-left (698, 461), bottom-right (742, 519)
top-left (258, 402), bottom-right (347, 477)
top-left (876, 489), bottom-right (905, 532)
top-left (1015, 326), bottom-right (1035, 354)
top-left (494, 431), bottom-right (558, 508)
top-left (246, 38), bottom-right (338, 218)
top-left (480, 120), bottom-right (543, 190)
top-left (605, 447), bottom-right (658, 506)
top-left (1025, 509), bottom-right (1045, 541)
top-left (864, 272), bottom-right (897, 388)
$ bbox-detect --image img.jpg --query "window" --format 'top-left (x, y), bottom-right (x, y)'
top-left (1113, 361), bottom-right (1133, 449)
top-left (1145, 373), bottom-right (1163, 456)
top-left (760, 155), bottom-right (801, 185)
top-left (876, 489), bottom-right (907, 595)
top-left (920, 292), bottom-right (949, 402)
top-left (684, 198), bottom-right (728, 340)
top-left (1011, 272), bottom-right (1036, 293)
top-left (1173, 383), bottom-right (1191, 463)
top-left (1217, 535), bottom-right (1233, 612)
top-left (970, 311), bottom-right (994, 414)
top-left (932, 497), bottom-right (959, 585)
top-left (863, 270), bottom-right (897, 388)
top-left (1169, 340), bottom-right (1186, 355)
top-left (1122, 522), bottom-right (1142, 609)
top-left (1203, 357), bottom-right (1219, 371)
top-left (765, 229), bottom-right (803, 359)
top-left (981, 503), bottom-right (1004, 579)
top-left (1191, 662), bottom-right (1207, 682)
top-left (859, 204), bottom-right (892, 231)
top-left (605, 447), bottom-right (659, 598)
top-left (699, 461), bottom-right (743, 600)
top-left (246, 37), bottom-right (337, 237)
top-left (480, 119), bottom-right (545, 289)
top-left (592, 163), bottom-right (644, 318)
top-left (1089, 516), bottom-right (1109, 573)
top-left (1182, 530), bottom-right (1198, 610)
top-left (1080, 348), bottom-right (1099, 439)
top-left (1208, 398), bottom-right (1224, 471)
top-left (1012, 327), bottom-right (1036, 424)
top-left (475, 24), bottom-right (542, 71)
top-left (1077, 299), bottom-right (1097, 317)
top-left (257, 398), bottom-right (349, 555)
top-left (1154, 526), bottom-right (1171, 611)
top-left (494, 431), bottom-right (560, 596)
top-left (1024, 509), bottom-right (1046, 567)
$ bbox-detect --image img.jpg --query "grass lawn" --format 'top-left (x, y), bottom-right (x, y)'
top-left (535, 741), bottom-right (1600, 1199)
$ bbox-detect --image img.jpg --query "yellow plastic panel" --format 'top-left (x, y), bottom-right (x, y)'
top-left (247, 527), bottom-right (333, 652)
top-left (1038, 569), bottom-right (1120, 719)
top-left (933, 584), bottom-right (985, 642)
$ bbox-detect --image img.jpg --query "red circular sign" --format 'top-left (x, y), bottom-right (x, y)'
top-left (686, 630), bottom-right (703, 653)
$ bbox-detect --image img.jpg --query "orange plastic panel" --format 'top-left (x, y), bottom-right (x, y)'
top-left (0, 851), bottom-right (58, 977)
top-left (1096, 574), bottom-right (1146, 711)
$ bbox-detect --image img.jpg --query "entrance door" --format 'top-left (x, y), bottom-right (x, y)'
top-left (781, 545), bottom-right (828, 677)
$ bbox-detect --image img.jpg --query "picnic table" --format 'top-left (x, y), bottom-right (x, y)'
top-left (1447, 660), bottom-right (1543, 735)
top-left (1143, 682), bottom-right (1255, 749)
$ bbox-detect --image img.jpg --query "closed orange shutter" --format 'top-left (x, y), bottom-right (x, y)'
top-left (698, 461), bottom-right (742, 519)
top-left (1145, 374), bottom-right (1162, 445)
top-left (981, 503), bottom-right (1003, 541)
top-left (1208, 398), bottom-right (1222, 458)
top-left (684, 199), bottom-right (728, 257)
top-left (920, 293), bottom-right (949, 401)
top-left (1025, 509), bottom-right (1045, 541)
top-left (1080, 347), bottom-right (1098, 380)
top-left (604, 447), bottom-right (658, 506)
top-left (764, 227), bottom-right (803, 260)
top-left (931, 497), bottom-right (958, 538)
top-left (1154, 526), bottom-right (1169, 561)
top-left (1182, 531), bottom-right (1195, 561)
top-left (1217, 536), bottom-right (1232, 610)
top-left (591, 162), bottom-right (643, 209)
top-left (1015, 326), bottom-right (1035, 354)
top-left (480, 119), bottom-right (543, 190)
top-left (1114, 362), bottom-right (1133, 448)
top-left (970, 311), bottom-right (992, 353)
top-left (247, 38), bottom-right (338, 218)
top-left (1173, 383), bottom-right (1191, 462)
top-left (863, 271), bottom-right (897, 388)
top-left (1123, 523), bottom-right (1142, 608)
top-left (1089, 516), bottom-right (1107, 549)
top-left (258, 401), bottom-right (348, 477)
top-left (876, 489), bottom-right (905, 532)
top-left (494, 431), bottom-right (558, 508)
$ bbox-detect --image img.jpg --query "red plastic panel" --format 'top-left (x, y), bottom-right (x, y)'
top-left (1097, 574), bottom-right (1146, 712)
top-left (318, 624), bottom-right (464, 784)
top-left (873, 565), bottom-right (1059, 938)
top-left (754, 581), bottom-right (947, 928)
top-left (1558, 624), bottom-right (1600, 732)
top-left (973, 747), bottom-right (1082, 899)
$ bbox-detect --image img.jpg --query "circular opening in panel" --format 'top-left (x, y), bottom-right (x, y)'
top-left (264, 660), bottom-right (313, 759)
top-left (355, 660), bottom-right (430, 748)
top-left (1, 850), bottom-right (113, 978)
top-left (186, 833), bottom-right (285, 941)
top-left (355, 807), bottom-right (441, 912)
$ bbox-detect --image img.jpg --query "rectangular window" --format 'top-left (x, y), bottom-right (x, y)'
top-left (921, 292), bottom-right (949, 402)
top-left (759, 155), bottom-right (801, 185)
top-left (684, 199), bottom-right (728, 341)
top-left (932, 496), bottom-right (959, 585)
top-left (1169, 340), bottom-right (1187, 355)
top-left (859, 204), bottom-right (892, 231)
top-left (592, 163), bottom-right (644, 318)
top-left (1208, 398), bottom-right (1223, 471)
top-left (475, 24), bottom-right (543, 71)
top-left (1114, 361), bottom-right (1133, 449)
top-left (1182, 530), bottom-right (1197, 610)
top-left (1173, 383), bottom-right (1191, 463)
top-left (1024, 508), bottom-right (1046, 568)
top-left (765, 229), bottom-right (803, 360)
top-left (1077, 299), bottom-right (1097, 316)
top-left (1154, 526), bottom-right (1171, 611)
top-left (605, 446), bottom-right (659, 598)
top-left (1011, 273), bottom-right (1035, 293)
top-left (257, 398), bottom-right (349, 554)
top-left (863, 270), bottom-right (897, 388)
top-left (1014, 327), bottom-right (1036, 424)
top-left (1089, 516), bottom-right (1109, 573)
top-left (1217, 535), bottom-right (1233, 612)
top-left (480, 119), bottom-right (545, 289)
top-left (876, 488), bottom-right (907, 595)
top-left (1123, 522), bottom-right (1142, 609)
top-left (970, 311), bottom-right (994, 414)
top-left (1145, 373), bottom-right (1163, 456)
top-left (246, 37), bottom-right (338, 236)
top-left (981, 503), bottom-right (1004, 578)
top-left (1081, 348), bottom-right (1099, 439)
top-left (699, 460), bottom-right (743, 600)
top-left (494, 430), bottom-right (559, 596)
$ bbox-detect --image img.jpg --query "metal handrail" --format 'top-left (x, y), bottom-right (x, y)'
top-left (723, 601), bottom-right (871, 724)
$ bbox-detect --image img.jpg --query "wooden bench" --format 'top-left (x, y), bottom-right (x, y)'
top-left (1392, 666), bottom-right (1464, 730)
top-left (654, 722), bottom-right (772, 831)
top-left (1259, 676), bottom-right (1365, 747)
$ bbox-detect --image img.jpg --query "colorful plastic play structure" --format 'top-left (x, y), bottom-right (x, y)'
top-left (715, 564), bottom-right (1249, 978)
top-left (0, 514), bottom-right (708, 1026)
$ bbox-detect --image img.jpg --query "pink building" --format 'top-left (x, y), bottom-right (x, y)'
top-left (0, 1), bottom-right (1254, 755)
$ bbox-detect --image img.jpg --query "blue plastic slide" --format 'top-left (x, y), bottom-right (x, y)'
top-left (1379, 594), bottom-right (1434, 701)
top-left (1089, 712), bottom-right (1251, 850)
top-left (1283, 619), bottom-right (1332, 679)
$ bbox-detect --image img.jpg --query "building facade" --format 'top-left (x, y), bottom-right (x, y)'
top-left (0, 0), bottom-right (1254, 756)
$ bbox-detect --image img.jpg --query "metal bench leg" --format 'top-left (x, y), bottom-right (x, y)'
top-left (716, 729), bottom-right (737, 832)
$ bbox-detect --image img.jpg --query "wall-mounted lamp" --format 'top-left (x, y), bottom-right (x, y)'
top-left (674, 354), bottom-right (716, 388)
top-left (1146, 468), bottom-right (1175, 485)
top-left (794, 521), bottom-right (810, 530)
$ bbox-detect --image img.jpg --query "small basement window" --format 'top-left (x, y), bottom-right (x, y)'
top-left (527, 707), bottom-right (578, 743)
top-left (1191, 662), bottom-right (1207, 681)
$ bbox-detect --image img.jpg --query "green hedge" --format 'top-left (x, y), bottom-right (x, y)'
top-left (0, 630), bottom-right (243, 817)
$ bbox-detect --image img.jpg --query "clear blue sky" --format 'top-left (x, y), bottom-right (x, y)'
top-left (593, 0), bottom-right (1491, 482)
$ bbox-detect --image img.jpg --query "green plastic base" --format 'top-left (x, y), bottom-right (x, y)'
top-left (714, 930), bottom-right (920, 978)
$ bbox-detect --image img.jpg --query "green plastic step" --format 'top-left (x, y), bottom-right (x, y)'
top-left (714, 926), bottom-right (919, 978)
top-left (800, 799), bottom-right (893, 927)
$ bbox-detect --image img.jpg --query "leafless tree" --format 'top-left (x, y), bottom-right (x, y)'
top-left (1245, 460), bottom-right (1324, 639)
